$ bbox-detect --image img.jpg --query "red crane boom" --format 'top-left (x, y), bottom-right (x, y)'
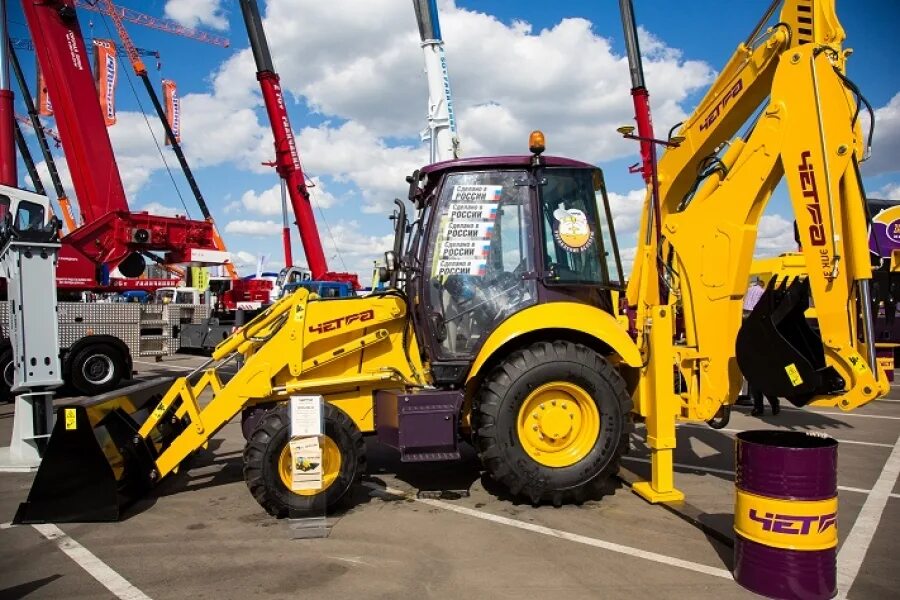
top-left (238, 0), bottom-right (358, 287)
top-left (20, 0), bottom-right (222, 289)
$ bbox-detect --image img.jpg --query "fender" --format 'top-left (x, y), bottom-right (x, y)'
top-left (466, 302), bottom-right (641, 383)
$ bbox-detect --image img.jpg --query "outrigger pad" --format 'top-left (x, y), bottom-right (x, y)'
top-left (13, 379), bottom-right (173, 524)
top-left (736, 277), bottom-right (843, 407)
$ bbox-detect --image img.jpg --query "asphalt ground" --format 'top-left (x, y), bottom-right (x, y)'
top-left (0, 353), bottom-right (898, 599)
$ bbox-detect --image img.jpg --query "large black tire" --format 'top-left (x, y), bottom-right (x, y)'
top-left (0, 345), bottom-right (12, 401)
top-left (67, 343), bottom-right (127, 396)
top-left (473, 340), bottom-right (633, 506)
top-left (243, 403), bottom-right (366, 518)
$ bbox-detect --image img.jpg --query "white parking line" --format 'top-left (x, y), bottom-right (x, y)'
top-left (678, 424), bottom-right (894, 449)
top-left (732, 405), bottom-right (900, 421)
top-left (620, 456), bottom-right (900, 500)
top-left (132, 360), bottom-right (193, 372)
top-left (836, 433), bottom-right (900, 599)
top-left (365, 483), bottom-right (732, 580)
top-left (31, 523), bottom-right (152, 600)
top-left (132, 360), bottom-right (237, 374)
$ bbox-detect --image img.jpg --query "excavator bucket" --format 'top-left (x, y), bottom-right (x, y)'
top-left (14, 378), bottom-right (178, 523)
top-left (736, 277), bottom-right (843, 407)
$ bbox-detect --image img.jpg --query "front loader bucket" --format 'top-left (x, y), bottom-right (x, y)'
top-left (14, 378), bottom-right (177, 524)
top-left (736, 277), bottom-right (843, 407)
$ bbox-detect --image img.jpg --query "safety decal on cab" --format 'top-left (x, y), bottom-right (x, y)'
top-left (553, 206), bottom-right (595, 252)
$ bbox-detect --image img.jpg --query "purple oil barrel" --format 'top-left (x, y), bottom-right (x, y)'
top-left (733, 430), bottom-right (838, 600)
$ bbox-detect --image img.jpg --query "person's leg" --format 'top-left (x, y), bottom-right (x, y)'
top-left (750, 385), bottom-right (764, 416)
top-left (768, 395), bottom-right (780, 415)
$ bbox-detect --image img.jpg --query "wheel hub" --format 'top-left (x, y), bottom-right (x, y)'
top-left (82, 354), bottom-right (114, 385)
top-left (278, 435), bottom-right (342, 496)
top-left (533, 404), bottom-right (574, 440)
top-left (517, 381), bottom-right (600, 468)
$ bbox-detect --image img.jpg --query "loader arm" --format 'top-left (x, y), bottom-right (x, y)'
top-left (627, 0), bottom-right (887, 504)
top-left (15, 288), bottom-right (426, 522)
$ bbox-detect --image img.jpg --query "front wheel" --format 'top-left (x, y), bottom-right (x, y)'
top-left (243, 403), bottom-right (366, 518)
top-left (473, 341), bottom-right (632, 505)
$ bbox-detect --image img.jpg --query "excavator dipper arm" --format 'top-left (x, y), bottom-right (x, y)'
top-left (627, 0), bottom-right (887, 503)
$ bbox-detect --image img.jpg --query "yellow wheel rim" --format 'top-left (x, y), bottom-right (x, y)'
top-left (517, 381), bottom-right (600, 468)
top-left (277, 435), bottom-right (343, 496)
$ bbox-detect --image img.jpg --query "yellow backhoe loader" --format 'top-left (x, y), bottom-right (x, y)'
top-left (14, 0), bottom-right (888, 522)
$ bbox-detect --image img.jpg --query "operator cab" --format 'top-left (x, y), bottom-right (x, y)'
top-left (0, 184), bottom-right (52, 233)
top-left (393, 132), bottom-right (624, 385)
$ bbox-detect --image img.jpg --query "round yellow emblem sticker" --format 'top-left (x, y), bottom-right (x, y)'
top-left (553, 207), bottom-right (594, 252)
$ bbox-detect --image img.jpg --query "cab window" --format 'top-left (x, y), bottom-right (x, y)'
top-left (15, 200), bottom-right (45, 231)
top-left (0, 195), bottom-right (9, 223)
top-left (539, 168), bottom-right (622, 286)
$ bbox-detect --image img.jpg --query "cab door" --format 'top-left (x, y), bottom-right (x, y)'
top-left (420, 169), bottom-right (538, 380)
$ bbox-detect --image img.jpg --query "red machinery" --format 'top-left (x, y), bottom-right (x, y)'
top-left (238, 0), bottom-right (359, 288)
top-left (16, 0), bottom-right (225, 290)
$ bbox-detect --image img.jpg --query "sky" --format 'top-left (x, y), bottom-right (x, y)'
top-left (7, 0), bottom-right (900, 280)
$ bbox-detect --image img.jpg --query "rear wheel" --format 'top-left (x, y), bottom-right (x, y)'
top-left (243, 403), bottom-right (366, 518)
top-left (68, 343), bottom-right (126, 396)
top-left (473, 340), bottom-right (632, 505)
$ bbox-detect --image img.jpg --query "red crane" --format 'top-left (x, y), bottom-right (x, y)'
top-left (96, 0), bottom-right (240, 282)
top-left (238, 0), bottom-right (358, 287)
top-left (17, 0), bottom-right (223, 289)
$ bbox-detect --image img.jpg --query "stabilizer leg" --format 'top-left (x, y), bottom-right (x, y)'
top-left (632, 305), bottom-right (685, 504)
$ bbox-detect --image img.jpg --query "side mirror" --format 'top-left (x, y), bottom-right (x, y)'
top-left (407, 169), bottom-right (421, 203)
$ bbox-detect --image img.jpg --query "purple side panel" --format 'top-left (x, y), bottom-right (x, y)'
top-left (734, 536), bottom-right (836, 600)
top-left (736, 431), bottom-right (838, 500)
top-left (374, 389), bottom-right (463, 462)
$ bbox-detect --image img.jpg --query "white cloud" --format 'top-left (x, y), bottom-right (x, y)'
top-left (862, 92), bottom-right (900, 176)
top-left (164, 0), bottom-right (229, 32)
top-left (259, 2), bottom-right (712, 154)
top-left (318, 219), bottom-right (394, 278)
top-left (136, 202), bottom-right (182, 217)
top-left (755, 214), bottom-right (797, 255)
top-left (235, 177), bottom-right (338, 217)
top-left (232, 250), bottom-right (259, 268)
top-left (877, 182), bottom-right (900, 200)
top-left (225, 219), bottom-right (282, 236)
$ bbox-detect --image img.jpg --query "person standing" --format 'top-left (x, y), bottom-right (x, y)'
top-left (742, 278), bottom-right (780, 416)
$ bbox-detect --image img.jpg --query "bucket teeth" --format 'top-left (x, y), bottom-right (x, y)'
top-left (736, 276), bottom-right (842, 407)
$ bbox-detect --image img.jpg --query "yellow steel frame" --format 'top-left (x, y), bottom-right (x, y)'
top-left (136, 288), bottom-right (426, 479)
top-left (627, 0), bottom-right (888, 503)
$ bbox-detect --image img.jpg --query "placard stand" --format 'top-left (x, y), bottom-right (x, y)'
top-left (287, 395), bottom-right (329, 539)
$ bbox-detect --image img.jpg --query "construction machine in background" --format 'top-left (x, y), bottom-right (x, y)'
top-left (413, 0), bottom-right (460, 163)
top-left (16, 0), bottom-right (227, 291)
top-left (13, 0), bottom-right (889, 523)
